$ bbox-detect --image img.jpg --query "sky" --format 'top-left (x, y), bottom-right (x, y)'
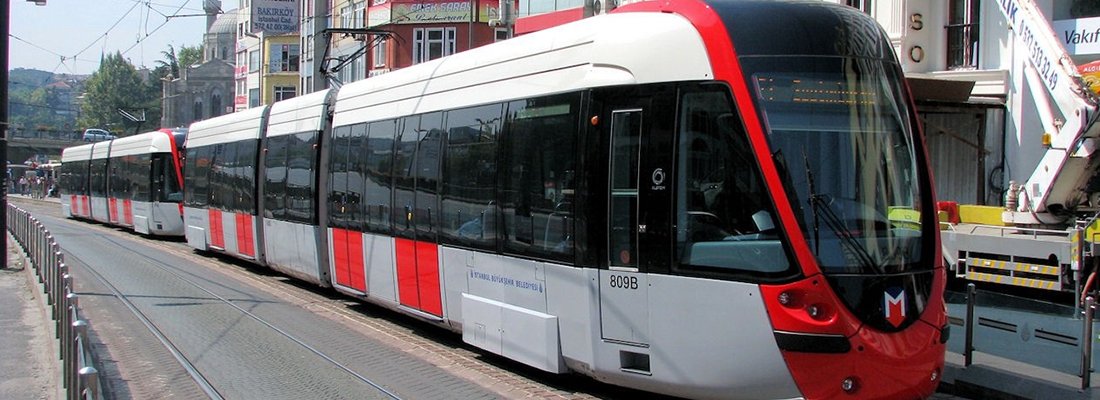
top-left (9, 0), bottom-right (214, 76)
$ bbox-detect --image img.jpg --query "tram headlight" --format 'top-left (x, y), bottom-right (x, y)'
top-left (807, 304), bottom-right (820, 318)
top-left (778, 291), bottom-right (792, 306)
top-left (841, 377), bottom-right (858, 393)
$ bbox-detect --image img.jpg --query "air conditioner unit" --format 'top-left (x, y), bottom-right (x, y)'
top-left (590, 0), bottom-right (618, 15)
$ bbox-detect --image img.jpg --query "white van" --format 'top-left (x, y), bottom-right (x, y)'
top-left (82, 128), bottom-right (116, 142)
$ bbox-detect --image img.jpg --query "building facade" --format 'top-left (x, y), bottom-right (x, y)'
top-left (161, 1), bottom-right (236, 128)
top-left (234, 0), bottom-right (301, 110)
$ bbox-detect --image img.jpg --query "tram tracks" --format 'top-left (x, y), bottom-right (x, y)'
top-left (61, 228), bottom-right (403, 400)
top-left (13, 200), bottom-right (614, 400)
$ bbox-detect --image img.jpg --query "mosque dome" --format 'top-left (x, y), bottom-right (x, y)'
top-left (208, 9), bottom-right (238, 36)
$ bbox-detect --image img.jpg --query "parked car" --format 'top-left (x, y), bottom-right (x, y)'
top-left (82, 129), bottom-right (116, 142)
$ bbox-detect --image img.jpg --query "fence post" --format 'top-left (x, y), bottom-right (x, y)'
top-left (78, 367), bottom-right (98, 400)
top-left (70, 319), bottom-right (87, 399)
top-left (965, 283), bottom-right (976, 367)
top-left (1083, 296), bottom-right (1095, 389)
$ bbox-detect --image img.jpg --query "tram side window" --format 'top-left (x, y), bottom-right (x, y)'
top-left (134, 155), bottom-right (152, 201)
top-left (440, 102), bottom-right (503, 250)
top-left (264, 135), bottom-right (289, 220)
top-left (210, 143), bottom-right (236, 211)
top-left (109, 157), bottom-right (127, 199)
top-left (328, 125), bottom-right (354, 229)
top-left (346, 123), bottom-right (368, 229)
top-left (236, 141), bottom-right (259, 214)
top-left (415, 112), bottom-right (444, 240)
top-left (184, 146), bottom-right (213, 208)
top-left (392, 116), bottom-right (419, 237)
top-left (674, 89), bottom-right (791, 276)
top-left (286, 131), bottom-right (319, 224)
top-left (363, 120), bottom-right (396, 234)
top-left (500, 93), bottom-right (580, 262)
top-left (90, 159), bottom-right (107, 197)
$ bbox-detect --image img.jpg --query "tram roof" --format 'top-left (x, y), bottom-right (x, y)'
top-left (267, 89), bottom-right (333, 138)
top-left (61, 143), bottom-right (94, 162)
top-left (333, 12), bottom-right (712, 127)
top-left (187, 105), bottom-right (269, 148)
top-left (106, 130), bottom-right (177, 158)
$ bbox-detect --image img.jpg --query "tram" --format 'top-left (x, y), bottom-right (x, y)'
top-left (65, 0), bottom-right (947, 398)
top-left (59, 128), bottom-right (187, 236)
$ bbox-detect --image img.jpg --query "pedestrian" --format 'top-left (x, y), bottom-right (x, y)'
top-left (18, 176), bottom-right (27, 196)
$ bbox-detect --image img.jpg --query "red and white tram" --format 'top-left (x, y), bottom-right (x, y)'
top-left (59, 128), bottom-right (187, 236)
top-left (68, 0), bottom-right (947, 398)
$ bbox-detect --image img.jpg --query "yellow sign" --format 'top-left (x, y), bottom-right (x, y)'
top-left (1078, 59), bottom-right (1100, 95)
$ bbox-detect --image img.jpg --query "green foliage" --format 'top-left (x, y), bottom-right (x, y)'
top-left (178, 44), bottom-right (204, 69)
top-left (7, 68), bottom-right (79, 133)
top-left (78, 52), bottom-right (161, 135)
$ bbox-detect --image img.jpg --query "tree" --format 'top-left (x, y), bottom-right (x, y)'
top-left (155, 44), bottom-right (180, 79)
top-left (78, 52), bottom-right (156, 135)
top-left (178, 44), bottom-right (203, 69)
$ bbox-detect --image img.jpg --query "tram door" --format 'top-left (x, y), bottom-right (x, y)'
top-left (393, 113), bottom-right (444, 317)
top-left (597, 88), bottom-right (675, 349)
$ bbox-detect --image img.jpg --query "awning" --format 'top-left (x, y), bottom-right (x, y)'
top-left (906, 77), bottom-right (976, 103)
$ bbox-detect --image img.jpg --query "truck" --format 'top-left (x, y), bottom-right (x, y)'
top-left (898, 0), bottom-right (1100, 298)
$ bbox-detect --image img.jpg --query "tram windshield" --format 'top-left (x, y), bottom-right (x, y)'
top-left (746, 56), bottom-right (930, 275)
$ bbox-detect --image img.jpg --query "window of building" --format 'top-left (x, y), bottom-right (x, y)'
top-left (340, 1), bottom-right (363, 28)
top-left (236, 51), bottom-right (246, 73)
top-left (948, 0), bottom-right (980, 69)
top-left (846, 0), bottom-right (872, 13)
top-left (249, 49), bottom-right (261, 72)
top-left (210, 93), bottom-right (223, 117)
top-left (305, 34), bottom-right (314, 62)
top-left (270, 43), bottom-right (300, 73)
top-left (413, 27), bottom-right (456, 64)
top-left (372, 37), bottom-right (386, 67)
top-left (249, 88), bottom-right (260, 108)
top-left (274, 86), bottom-right (297, 102)
top-left (193, 101), bottom-right (204, 121)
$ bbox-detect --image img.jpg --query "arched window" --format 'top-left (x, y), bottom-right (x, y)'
top-left (193, 101), bottom-right (204, 121)
top-left (211, 93), bottom-right (223, 117)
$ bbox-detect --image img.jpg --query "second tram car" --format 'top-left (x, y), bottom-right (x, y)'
top-left (59, 128), bottom-right (187, 235)
top-left (64, 1), bottom-right (947, 398)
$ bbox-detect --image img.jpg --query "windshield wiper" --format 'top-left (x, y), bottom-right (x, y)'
top-left (803, 152), bottom-right (884, 275)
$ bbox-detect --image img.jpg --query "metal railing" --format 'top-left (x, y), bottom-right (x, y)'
top-left (950, 283), bottom-right (1097, 389)
top-left (7, 204), bottom-right (101, 400)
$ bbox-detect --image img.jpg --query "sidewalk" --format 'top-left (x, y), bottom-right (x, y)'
top-left (0, 234), bottom-right (60, 400)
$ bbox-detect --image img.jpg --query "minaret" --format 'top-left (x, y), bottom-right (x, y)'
top-left (204, 0), bottom-right (221, 31)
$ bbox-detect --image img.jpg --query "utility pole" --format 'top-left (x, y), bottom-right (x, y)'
top-left (2, 0), bottom-right (10, 270)
top-left (4, 0), bottom-right (47, 269)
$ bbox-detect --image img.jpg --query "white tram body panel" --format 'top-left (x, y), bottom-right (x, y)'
top-left (263, 90), bottom-right (333, 286)
top-left (323, 10), bottom-right (755, 388)
top-left (184, 105), bottom-right (268, 261)
top-left (321, 11), bottom-right (797, 393)
top-left (330, 13), bottom-right (711, 129)
top-left (88, 142), bottom-right (112, 224)
top-left (60, 143), bottom-right (94, 219)
top-left (107, 131), bottom-right (184, 235)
